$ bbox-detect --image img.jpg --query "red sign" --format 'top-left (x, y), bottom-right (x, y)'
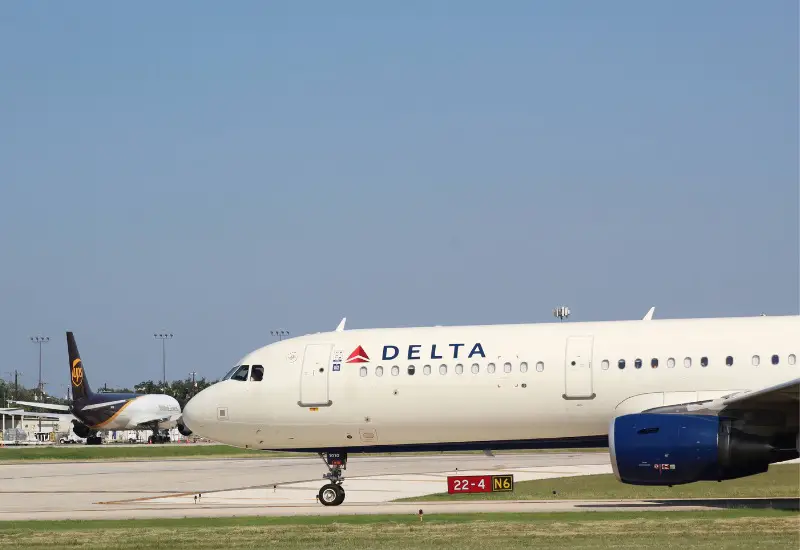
top-left (446, 474), bottom-right (515, 494)
top-left (447, 475), bottom-right (493, 494)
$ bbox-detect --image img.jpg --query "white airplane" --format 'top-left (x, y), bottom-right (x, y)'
top-left (181, 314), bottom-right (800, 506)
top-left (12, 332), bottom-right (188, 444)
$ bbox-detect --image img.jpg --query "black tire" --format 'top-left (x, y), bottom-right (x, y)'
top-left (333, 485), bottom-right (346, 506)
top-left (318, 484), bottom-right (344, 506)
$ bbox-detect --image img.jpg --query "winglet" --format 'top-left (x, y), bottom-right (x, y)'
top-left (335, 317), bottom-right (346, 332)
top-left (642, 307), bottom-right (655, 321)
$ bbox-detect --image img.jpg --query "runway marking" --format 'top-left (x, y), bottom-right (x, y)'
top-left (97, 492), bottom-right (198, 505)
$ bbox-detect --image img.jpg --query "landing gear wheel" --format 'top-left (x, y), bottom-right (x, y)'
top-left (318, 483), bottom-right (345, 506)
top-left (317, 451), bottom-right (348, 506)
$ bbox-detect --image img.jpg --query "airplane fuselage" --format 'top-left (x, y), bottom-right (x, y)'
top-left (75, 393), bottom-right (181, 431)
top-left (183, 315), bottom-right (799, 452)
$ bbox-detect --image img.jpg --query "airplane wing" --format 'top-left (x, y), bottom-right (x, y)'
top-left (9, 400), bottom-right (71, 412)
top-left (643, 377), bottom-right (799, 418)
top-left (9, 410), bottom-right (75, 421)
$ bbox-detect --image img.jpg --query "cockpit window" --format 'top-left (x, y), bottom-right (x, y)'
top-left (222, 366), bottom-right (240, 380)
top-left (230, 365), bottom-right (250, 381)
top-left (250, 365), bottom-right (264, 381)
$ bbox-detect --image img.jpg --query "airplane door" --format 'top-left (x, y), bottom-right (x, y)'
top-left (563, 336), bottom-right (596, 399)
top-left (299, 343), bottom-right (333, 407)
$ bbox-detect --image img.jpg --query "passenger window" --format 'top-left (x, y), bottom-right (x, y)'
top-left (618, 359), bottom-right (625, 370)
top-left (519, 362), bottom-right (528, 373)
top-left (359, 366), bottom-right (367, 377)
top-left (752, 355), bottom-right (760, 366)
top-left (601, 359), bottom-right (609, 370)
top-left (667, 357), bottom-right (675, 368)
top-left (376, 366), bottom-right (384, 377)
top-left (726, 356), bottom-right (733, 367)
top-left (471, 363), bottom-right (480, 374)
top-left (651, 358), bottom-right (658, 369)
top-left (503, 362), bottom-right (512, 373)
top-left (391, 366), bottom-right (399, 376)
top-left (789, 354), bottom-right (796, 365)
top-left (701, 357), bottom-right (708, 367)
top-left (439, 364), bottom-right (447, 375)
top-left (408, 365), bottom-right (416, 376)
top-left (487, 363), bottom-right (496, 373)
top-left (250, 365), bottom-right (264, 381)
top-left (423, 364), bottom-right (432, 375)
top-left (771, 354), bottom-right (779, 365)
top-left (536, 361), bottom-right (544, 372)
top-left (455, 364), bottom-right (464, 375)
top-left (684, 357), bottom-right (691, 368)
top-left (230, 365), bottom-right (249, 381)
top-left (634, 358), bottom-right (642, 369)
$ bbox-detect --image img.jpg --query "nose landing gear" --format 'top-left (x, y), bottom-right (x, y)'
top-left (317, 451), bottom-right (347, 506)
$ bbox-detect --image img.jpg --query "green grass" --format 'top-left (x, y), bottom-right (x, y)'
top-left (0, 510), bottom-right (796, 549)
top-left (403, 463), bottom-right (800, 502)
top-left (0, 445), bottom-right (289, 462)
top-left (0, 445), bottom-right (606, 462)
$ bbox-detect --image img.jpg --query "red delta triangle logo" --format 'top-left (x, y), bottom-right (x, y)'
top-left (346, 345), bottom-right (370, 364)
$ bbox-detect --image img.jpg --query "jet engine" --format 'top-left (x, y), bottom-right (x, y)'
top-left (71, 419), bottom-right (91, 439)
top-left (609, 413), bottom-right (797, 485)
top-left (177, 420), bottom-right (192, 436)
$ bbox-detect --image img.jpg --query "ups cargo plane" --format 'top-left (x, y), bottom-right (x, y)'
top-left (13, 333), bottom-right (189, 444)
top-left (181, 315), bottom-right (800, 506)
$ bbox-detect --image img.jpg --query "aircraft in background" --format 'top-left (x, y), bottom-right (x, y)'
top-left (181, 314), bottom-right (799, 506)
top-left (12, 332), bottom-right (190, 444)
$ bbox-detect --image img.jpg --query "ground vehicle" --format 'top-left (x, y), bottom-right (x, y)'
top-left (58, 433), bottom-right (86, 444)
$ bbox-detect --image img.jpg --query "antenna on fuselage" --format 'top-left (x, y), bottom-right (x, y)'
top-left (335, 318), bottom-right (346, 332)
top-left (553, 306), bottom-right (570, 322)
top-left (642, 306), bottom-right (655, 321)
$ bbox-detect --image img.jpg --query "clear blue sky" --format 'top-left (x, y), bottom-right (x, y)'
top-left (1, 2), bottom-right (797, 392)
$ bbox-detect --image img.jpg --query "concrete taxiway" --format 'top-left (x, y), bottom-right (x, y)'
top-left (1, 453), bottom-right (796, 520)
top-left (1, 452), bottom-right (610, 520)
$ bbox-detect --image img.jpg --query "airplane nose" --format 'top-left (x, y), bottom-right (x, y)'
top-left (182, 386), bottom-right (215, 434)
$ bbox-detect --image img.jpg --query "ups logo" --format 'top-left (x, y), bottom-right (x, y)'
top-left (71, 359), bottom-right (84, 387)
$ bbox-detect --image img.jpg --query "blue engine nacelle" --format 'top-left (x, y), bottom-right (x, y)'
top-left (610, 413), bottom-right (787, 485)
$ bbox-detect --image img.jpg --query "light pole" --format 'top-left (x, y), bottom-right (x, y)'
top-left (30, 336), bottom-right (49, 437)
top-left (270, 330), bottom-right (289, 341)
top-left (188, 370), bottom-right (198, 398)
top-left (153, 333), bottom-right (173, 385)
top-left (30, 336), bottom-right (49, 401)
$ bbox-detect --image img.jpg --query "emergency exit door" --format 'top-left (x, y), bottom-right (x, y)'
top-left (563, 336), bottom-right (595, 399)
top-left (299, 343), bottom-right (333, 407)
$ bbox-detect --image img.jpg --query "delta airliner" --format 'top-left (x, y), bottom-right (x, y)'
top-left (182, 314), bottom-right (799, 506)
